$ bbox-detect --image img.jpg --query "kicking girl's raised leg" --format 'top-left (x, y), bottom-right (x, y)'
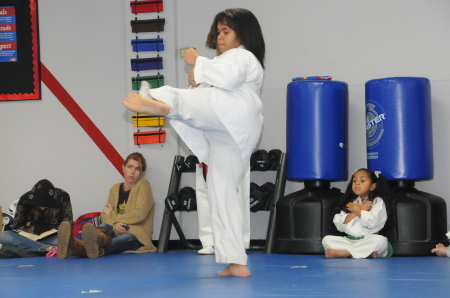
top-left (123, 93), bottom-right (170, 116)
top-left (123, 81), bottom-right (170, 115)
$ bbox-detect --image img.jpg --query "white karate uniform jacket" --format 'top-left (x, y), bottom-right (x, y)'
top-left (334, 196), bottom-right (387, 238)
top-left (163, 46), bottom-right (263, 164)
top-left (322, 196), bottom-right (390, 258)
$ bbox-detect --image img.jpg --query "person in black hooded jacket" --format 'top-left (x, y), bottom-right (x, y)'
top-left (0, 179), bottom-right (72, 254)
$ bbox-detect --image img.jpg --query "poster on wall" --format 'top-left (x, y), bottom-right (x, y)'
top-left (0, 0), bottom-right (40, 101)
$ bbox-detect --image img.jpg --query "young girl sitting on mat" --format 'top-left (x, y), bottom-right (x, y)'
top-left (123, 8), bottom-right (265, 277)
top-left (322, 168), bottom-right (393, 259)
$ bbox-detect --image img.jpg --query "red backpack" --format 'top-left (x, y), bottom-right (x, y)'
top-left (72, 212), bottom-right (102, 239)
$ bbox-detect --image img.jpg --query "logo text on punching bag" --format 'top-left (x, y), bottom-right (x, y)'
top-left (367, 113), bottom-right (385, 129)
top-left (366, 101), bottom-right (386, 150)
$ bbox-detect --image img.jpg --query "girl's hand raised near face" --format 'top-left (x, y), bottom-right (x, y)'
top-left (184, 48), bottom-right (200, 66)
top-left (188, 69), bottom-right (199, 87)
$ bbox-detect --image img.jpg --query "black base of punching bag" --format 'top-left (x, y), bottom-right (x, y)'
top-left (384, 181), bottom-right (448, 256)
top-left (274, 181), bottom-right (344, 254)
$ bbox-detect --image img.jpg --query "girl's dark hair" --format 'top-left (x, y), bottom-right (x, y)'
top-left (336, 168), bottom-right (394, 227)
top-left (206, 8), bottom-right (266, 69)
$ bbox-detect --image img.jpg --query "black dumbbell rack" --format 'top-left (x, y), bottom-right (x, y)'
top-left (157, 153), bottom-right (287, 254)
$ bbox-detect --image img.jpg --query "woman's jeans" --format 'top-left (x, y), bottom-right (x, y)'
top-left (100, 223), bottom-right (142, 255)
top-left (0, 230), bottom-right (58, 252)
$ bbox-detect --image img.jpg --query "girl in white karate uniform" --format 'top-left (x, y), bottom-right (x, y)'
top-left (123, 8), bottom-right (265, 277)
top-left (322, 168), bottom-right (393, 259)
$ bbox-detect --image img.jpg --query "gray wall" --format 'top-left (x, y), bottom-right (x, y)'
top-left (1, 0), bottom-right (450, 241)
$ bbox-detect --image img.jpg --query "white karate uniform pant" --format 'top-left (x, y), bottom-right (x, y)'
top-left (196, 163), bottom-right (214, 248)
top-left (196, 162), bottom-right (250, 251)
top-left (322, 234), bottom-right (389, 259)
top-left (150, 86), bottom-right (251, 265)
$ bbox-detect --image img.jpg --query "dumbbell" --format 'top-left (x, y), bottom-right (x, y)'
top-left (259, 182), bottom-right (275, 210)
top-left (184, 155), bottom-right (199, 172)
top-left (250, 149), bottom-right (271, 171)
top-left (249, 183), bottom-right (266, 212)
top-left (175, 156), bottom-right (186, 172)
top-left (164, 193), bottom-right (180, 211)
top-left (179, 186), bottom-right (197, 211)
top-left (175, 155), bottom-right (198, 172)
top-left (250, 182), bottom-right (259, 192)
top-left (268, 149), bottom-right (282, 171)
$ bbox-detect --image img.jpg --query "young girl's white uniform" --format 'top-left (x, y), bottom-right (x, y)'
top-left (144, 46), bottom-right (263, 265)
top-left (322, 196), bottom-right (389, 258)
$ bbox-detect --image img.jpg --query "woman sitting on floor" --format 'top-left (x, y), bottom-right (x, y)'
top-left (57, 152), bottom-right (157, 259)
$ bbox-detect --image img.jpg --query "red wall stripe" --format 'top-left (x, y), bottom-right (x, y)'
top-left (40, 62), bottom-right (124, 176)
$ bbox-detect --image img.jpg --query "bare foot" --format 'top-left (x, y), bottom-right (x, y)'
top-left (431, 243), bottom-right (449, 257)
top-left (218, 264), bottom-right (251, 277)
top-left (122, 93), bottom-right (169, 116)
top-left (370, 251), bottom-right (378, 259)
top-left (324, 248), bottom-right (352, 258)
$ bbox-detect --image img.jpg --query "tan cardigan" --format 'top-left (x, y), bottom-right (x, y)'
top-left (100, 178), bottom-right (157, 253)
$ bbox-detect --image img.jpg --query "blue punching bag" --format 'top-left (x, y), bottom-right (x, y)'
top-left (366, 77), bottom-right (446, 256)
top-left (275, 80), bottom-right (348, 254)
top-left (287, 80), bottom-right (348, 180)
top-left (365, 77), bottom-right (433, 180)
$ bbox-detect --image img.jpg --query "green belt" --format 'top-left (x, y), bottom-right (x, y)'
top-left (344, 235), bottom-right (393, 258)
